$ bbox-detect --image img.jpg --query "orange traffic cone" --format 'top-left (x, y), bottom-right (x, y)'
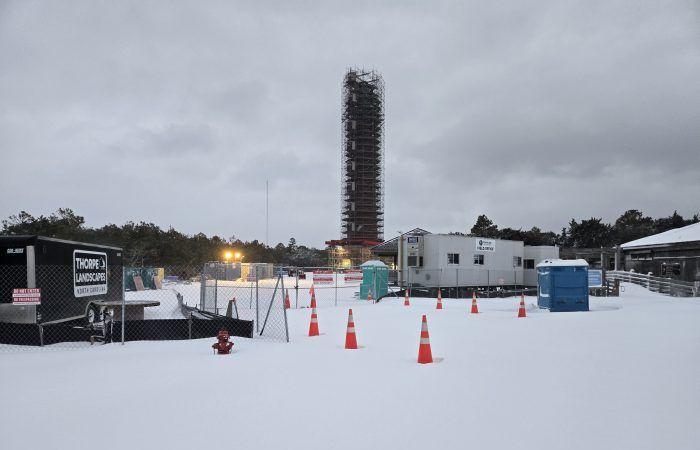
top-left (518, 294), bottom-right (527, 318)
top-left (310, 287), bottom-right (317, 309)
top-left (404, 289), bottom-right (410, 306)
top-left (308, 306), bottom-right (319, 336)
top-left (345, 309), bottom-right (358, 349)
top-left (436, 290), bottom-right (443, 310)
top-left (471, 292), bottom-right (479, 314)
top-left (417, 315), bottom-right (433, 364)
top-left (284, 289), bottom-right (291, 309)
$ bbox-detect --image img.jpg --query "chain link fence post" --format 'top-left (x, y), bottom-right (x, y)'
top-left (280, 268), bottom-right (289, 342)
top-left (456, 268), bottom-right (459, 298)
top-left (121, 266), bottom-right (126, 345)
top-left (255, 267), bottom-right (259, 333)
top-left (199, 269), bottom-right (205, 310)
top-left (295, 269), bottom-right (299, 309)
top-left (405, 267), bottom-right (409, 297)
top-left (487, 269), bottom-right (491, 298)
top-left (249, 276), bottom-right (253, 308)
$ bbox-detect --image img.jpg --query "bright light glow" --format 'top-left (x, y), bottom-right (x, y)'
top-left (341, 258), bottom-right (352, 267)
top-left (234, 252), bottom-right (242, 260)
top-left (224, 251), bottom-right (233, 261)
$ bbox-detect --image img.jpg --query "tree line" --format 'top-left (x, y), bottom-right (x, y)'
top-left (1, 208), bottom-right (327, 267)
top-left (2, 208), bottom-right (697, 267)
top-left (466, 210), bottom-right (699, 248)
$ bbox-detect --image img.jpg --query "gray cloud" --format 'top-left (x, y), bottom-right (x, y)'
top-left (117, 124), bottom-right (216, 157)
top-left (0, 0), bottom-right (698, 247)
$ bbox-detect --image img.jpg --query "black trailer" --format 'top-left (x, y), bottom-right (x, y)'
top-left (0, 235), bottom-right (123, 326)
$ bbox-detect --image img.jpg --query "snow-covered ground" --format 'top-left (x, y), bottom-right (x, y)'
top-left (1, 283), bottom-right (698, 450)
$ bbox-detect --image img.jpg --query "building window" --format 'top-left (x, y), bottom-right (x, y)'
top-left (524, 259), bottom-right (535, 269)
top-left (407, 256), bottom-right (424, 267)
top-left (661, 263), bottom-right (681, 276)
top-left (513, 256), bottom-right (522, 267)
top-left (473, 254), bottom-right (484, 265)
top-left (447, 253), bottom-right (460, 265)
top-left (631, 252), bottom-right (651, 261)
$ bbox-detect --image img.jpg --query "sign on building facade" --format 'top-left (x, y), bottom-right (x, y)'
top-left (475, 238), bottom-right (496, 252)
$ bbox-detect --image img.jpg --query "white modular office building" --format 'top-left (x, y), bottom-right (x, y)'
top-left (399, 234), bottom-right (558, 288)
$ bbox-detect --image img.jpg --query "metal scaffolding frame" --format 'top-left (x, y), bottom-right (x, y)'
top-left (340, 68), bottom-right (385, 243)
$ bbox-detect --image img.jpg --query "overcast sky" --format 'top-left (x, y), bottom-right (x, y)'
top-left (1, 1), bottom-right (699, 247)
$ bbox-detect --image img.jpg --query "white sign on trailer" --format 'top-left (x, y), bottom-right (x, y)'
top-left (73, 250), bottom-right (108, 297)
top-left (476, 238), bottom-right (496, 252)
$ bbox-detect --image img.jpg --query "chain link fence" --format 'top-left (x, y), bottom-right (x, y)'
top-left (0, 263), bottom-right (389, 351)
top-left (276, 266), bottom-right (392, 307)
top-left (0, 261), bottom-right (540, 351)
top-left (0, 263), bottom-right (399, 350)
top-left (0, 263), bottom-right (280, 351)
top-left (198, 263), bottom-right (287, 341)
top-left (0, 263), bottom-right (124, 349)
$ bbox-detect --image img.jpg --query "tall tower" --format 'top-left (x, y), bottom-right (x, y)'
top-left (327, 69), bottom-right (385, 267)
top-left (341, 69), bottom-right (385, 242)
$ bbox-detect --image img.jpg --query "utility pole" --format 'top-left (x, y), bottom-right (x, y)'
top-left (266, 179), bottom-right (269, 247)
top-left (397, 231), bottom-right (404, 289)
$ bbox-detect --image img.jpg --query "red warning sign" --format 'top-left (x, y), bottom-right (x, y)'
top-left (344, 269), bottom-right (363, 283)
top-left (313, 270), bottom-right (334, 285)
top-left (12, 288), bottom-right (41, 305)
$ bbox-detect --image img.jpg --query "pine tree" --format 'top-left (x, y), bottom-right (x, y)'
top-left (469, 214), bottom-right (499, 238)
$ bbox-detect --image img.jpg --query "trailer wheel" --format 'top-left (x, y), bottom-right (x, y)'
top-left (86, 304), bottom-right (101, 325)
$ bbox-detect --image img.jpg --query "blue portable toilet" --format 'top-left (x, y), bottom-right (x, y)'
top-left (537, 259), bottom-right (589, 312)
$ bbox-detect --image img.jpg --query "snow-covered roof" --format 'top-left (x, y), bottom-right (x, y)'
top-left (621, 222), bottom-right (700, 249)
top-left (536, 259), bottom-right (588, 268)
top-left (360, 260), bottom-right (387, 267)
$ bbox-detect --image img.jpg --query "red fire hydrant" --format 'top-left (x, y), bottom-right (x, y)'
top-left (212, 329), bottom-right (234, 355)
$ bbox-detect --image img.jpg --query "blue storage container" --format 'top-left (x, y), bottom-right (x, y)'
top-left (537, 259), bottom-right (589, 312)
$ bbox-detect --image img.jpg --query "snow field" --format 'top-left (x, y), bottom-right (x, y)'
top-left (1, 283), bottom-right (698, 450)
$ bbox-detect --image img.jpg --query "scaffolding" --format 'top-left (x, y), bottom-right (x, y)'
top-left (341, 68), bottom-right (385, 243)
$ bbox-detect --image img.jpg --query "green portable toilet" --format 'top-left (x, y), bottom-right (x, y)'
top-left (360, 260), bottom-right (388, 300)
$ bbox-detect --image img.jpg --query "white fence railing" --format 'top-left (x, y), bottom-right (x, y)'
top-left (606, 271), bottom-right (699, 297)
